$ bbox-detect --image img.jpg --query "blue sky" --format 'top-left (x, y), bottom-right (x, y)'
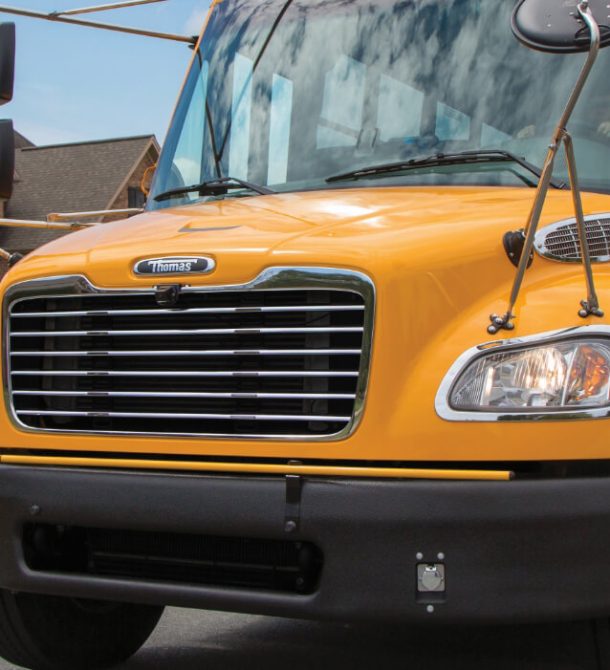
top-left (2, 0), bottom-right (210, 146)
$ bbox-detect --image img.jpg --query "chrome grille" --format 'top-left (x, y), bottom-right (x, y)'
top-left (5, 269), bottom-right (374, 440)
top-left (534, 214), bottom-right (610, 262)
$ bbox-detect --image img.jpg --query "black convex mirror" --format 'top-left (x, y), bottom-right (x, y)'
top-left (512, 0), bottom-right (610, 52)
top-left (0, 23), bottom-right (15, 105)
top-left (0, 119), bottom-right (15, 200)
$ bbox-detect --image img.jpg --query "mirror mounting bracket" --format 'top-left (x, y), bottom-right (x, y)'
top-left (490, 0), bottom-right (605, 334)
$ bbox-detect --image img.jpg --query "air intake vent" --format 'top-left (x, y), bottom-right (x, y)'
top-left (5, 268), bottom-right (374, 440)
top-left (24, 524), bottom-right (323, 594)
top-left (534, 214), bottom-right (610, 262)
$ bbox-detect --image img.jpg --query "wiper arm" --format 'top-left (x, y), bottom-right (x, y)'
top-left (154, 177), bottom-right (275, 203)
top-left (326, 150), bottom-right (567, 190)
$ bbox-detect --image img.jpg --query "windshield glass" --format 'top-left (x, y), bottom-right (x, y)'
top-left (149, 0), bottom-right (610, 207)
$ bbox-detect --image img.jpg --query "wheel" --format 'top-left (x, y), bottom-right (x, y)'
top-left (0, 589), bottom-right (163, 670)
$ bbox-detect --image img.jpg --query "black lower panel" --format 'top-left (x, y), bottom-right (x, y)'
top-left (3, 465), bottom-right (610, 623)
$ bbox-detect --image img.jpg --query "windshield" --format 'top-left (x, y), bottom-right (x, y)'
top-left (149, 0), bottom-right (610, 208)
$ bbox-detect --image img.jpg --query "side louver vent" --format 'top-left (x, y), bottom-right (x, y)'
top-left (534, 214), bottom-right (610, 262)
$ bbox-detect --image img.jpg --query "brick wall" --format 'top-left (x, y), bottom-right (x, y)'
top-left (104, 148), bottom-right (157, 221)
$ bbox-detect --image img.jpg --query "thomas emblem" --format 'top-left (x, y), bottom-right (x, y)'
top-left (133, 256), bottom-right (216, 276)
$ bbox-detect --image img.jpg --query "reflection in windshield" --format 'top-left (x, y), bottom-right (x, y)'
top-left (150, 0), bottom-right (610, 207)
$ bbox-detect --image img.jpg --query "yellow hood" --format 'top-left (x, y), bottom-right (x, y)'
top-left (5, 185), bottom-right (600, 289)
top-left (4, 185), bottom-right (610, 464)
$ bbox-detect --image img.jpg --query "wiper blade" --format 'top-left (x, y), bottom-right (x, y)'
top-left (154, 177), bottom-right (275, 203)
top-left (326, 150), bottom-right (567, 190)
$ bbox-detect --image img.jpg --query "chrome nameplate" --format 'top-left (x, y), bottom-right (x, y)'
top-left (133, 256), bottom-right (216, 276)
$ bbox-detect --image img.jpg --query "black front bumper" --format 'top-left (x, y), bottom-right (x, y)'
top-left (0, 464), bottom-right (608, 624)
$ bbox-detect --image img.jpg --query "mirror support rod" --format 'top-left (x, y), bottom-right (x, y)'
top-left (0, 5), bottom-right (195, 44)
top-left (46, 208), bottom-right (143, 222)
top-left (0, 209), bottom-right (142, 230)
top-left (0, 247), bottom-right (22, 267)
top-left (489, 0), bottom-right (603, 334)
top-left (0, 218), bottom-right (96, 230)
top-left (52, 0), bottom-right (167, 17)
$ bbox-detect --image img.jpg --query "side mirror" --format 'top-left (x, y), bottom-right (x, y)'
top-left (490, 0), bottom-right (610, 334)
top-left (0, 23), bottom-right (15, 105)
top-left (0, 119), bottom-right (15, 200)
top-left (140, 163), bottom-right (157, 196)
top-left (512, 0), bottom-right (610, 53)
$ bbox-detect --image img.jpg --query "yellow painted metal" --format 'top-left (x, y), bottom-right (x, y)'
top-left (4, 186), bottom-right (610, 463)
top-left (0, 455), bottom-right (512, 481)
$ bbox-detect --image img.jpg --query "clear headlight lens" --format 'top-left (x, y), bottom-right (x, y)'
top-left (450, 341), bottom-right (610, 411)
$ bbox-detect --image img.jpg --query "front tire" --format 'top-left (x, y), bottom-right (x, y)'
top-left (0, 589), bottom-right (163, 670)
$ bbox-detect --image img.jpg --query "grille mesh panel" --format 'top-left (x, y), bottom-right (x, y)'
top-left (8, 283), bottom-right (370, 438)
top-left (536, 216), bottom-right (610, 261)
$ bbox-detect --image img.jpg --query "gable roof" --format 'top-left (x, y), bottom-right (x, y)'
top-left (2, 134), bottom-right (159, 252)
top-left (13, 131), bottom-right (35, 183)
top-left (14, 131), bottom-right (34, 149)
top-left (8, 135), bottom-right (157, 220)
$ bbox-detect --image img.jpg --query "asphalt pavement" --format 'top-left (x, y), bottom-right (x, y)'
top-left (1, 608), bottom-right (606, 670)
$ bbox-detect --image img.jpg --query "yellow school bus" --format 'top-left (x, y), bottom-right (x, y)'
top-left (0, 0), bottom-right (609, 667)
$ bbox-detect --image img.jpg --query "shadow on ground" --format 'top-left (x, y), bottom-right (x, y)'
top-left (114, 609), bottom-right (607, 670)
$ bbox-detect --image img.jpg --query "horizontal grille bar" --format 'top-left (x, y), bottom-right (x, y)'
top-left (11, 349), bottom-right (361, 357)
top-left (6, 271), bottom-right (373, 439)
top-left (11, 370), bottom-right (360, 378)
top-left (17, 410), bottom-right (351, 422)
top-left (11, 304), bottom-right (364, 318)
top-left (11, 327), bottom-right (364, 337)
top-left (13, 390), bottom-right (356, 400)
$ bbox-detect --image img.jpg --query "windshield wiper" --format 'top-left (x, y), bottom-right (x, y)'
top-left (326, 150), bottom-right (567, 190)
top-left (154, 177), bottom-right (276, 203)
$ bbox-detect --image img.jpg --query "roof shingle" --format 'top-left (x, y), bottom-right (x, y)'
top-left (13, 131), bottom-right (34, 149)
top-left (1, 135), bottom-right (157, 252)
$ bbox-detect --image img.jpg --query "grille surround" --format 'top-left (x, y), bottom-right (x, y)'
top-left (534, 214), bottom-right (610, 263)
top-left (4, 267), bottom-right (374, 441)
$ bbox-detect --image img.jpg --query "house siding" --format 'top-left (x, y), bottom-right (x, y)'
top-left (104, 147), bottom-right (158, 222)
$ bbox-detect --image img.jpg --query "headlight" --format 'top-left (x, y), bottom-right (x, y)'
top-left (436, 330), bottom-right (610, 420)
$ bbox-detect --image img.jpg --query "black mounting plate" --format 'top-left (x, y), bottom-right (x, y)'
top-left (512, 0), bottom-right (610, 53)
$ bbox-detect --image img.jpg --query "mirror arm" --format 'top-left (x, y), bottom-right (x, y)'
top-left (489, 0), bottom-right (604, 334)
top-left (0, 5), bottom-right (195, 44)
top-left (0, 246), bottom-right (21, 267)
top-left (530, 1), bottom-right (602, 170)
top-left (51, 0), bottom-right (167, 17)
top-left (0, 218), bottom-right (96, 230)
top-left (46, 208), bottom-right (143, 222)
top-left (0, 208), bottom-right (143, 268)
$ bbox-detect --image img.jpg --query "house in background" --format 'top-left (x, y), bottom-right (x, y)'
top-left (13, 130), bottom-right (33, 151)
top-left (0, 130), bottom-right (36, 218)
top-left (0, 132), bottom-right (160, 274)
